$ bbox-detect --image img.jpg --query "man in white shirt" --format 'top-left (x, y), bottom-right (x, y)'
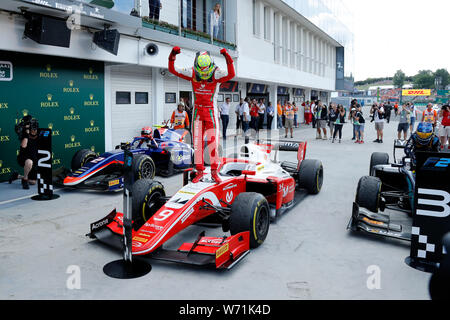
top-left (242, 98), bottom-right (250, 136)
top-left (219, 97), bottom-right (231, 140)
top-left (371, 103), bottom-right (385, 143)
top-left (257, 98), bottom-right (266, 130)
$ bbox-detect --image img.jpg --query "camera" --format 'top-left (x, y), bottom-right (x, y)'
top-left (15, 115), bottom-right (38, 140)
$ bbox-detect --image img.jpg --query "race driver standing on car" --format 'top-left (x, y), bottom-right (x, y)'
top-left (168, 46), bottom-right (235, 183)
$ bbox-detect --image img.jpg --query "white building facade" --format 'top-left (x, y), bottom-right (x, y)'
top-left (0, 0), bottom-right (354, 179)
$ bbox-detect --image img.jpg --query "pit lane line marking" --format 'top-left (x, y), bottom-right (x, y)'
top-left (0, 194), bottom-right (38, 205)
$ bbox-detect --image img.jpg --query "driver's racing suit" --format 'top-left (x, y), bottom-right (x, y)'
top-left (168, 47), bottom-right (235, 182)
top-left (404, 133), bottom-right (440, 168)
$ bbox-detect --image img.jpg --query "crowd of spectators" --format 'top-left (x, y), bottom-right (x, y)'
top-left (218, 95), bottom-right (449, 151)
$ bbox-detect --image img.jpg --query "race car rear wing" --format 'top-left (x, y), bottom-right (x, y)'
top-left (393, 139), bottom-right (407, 164)
top-left (257, 139), bottom-right (307, 170)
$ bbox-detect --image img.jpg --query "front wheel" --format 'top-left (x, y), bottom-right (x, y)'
top-left (131, 179), bottom-right (165, 230)
top-left (71, 149), bottom-right (96, 171)
top-left (355, 175), bottom-right (382, 213)
top-left (132, 154), bottom-right (156, 181)
top-left (230, 193), bottom-right (270, 249)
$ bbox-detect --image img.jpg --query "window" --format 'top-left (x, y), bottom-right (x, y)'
top-left (264, 6), bottom-right (270, 40)
top-left (273, 12), bottom-right (277, 61)
top-left (135, 92), bottom-right (148, 104)
top-left (116, 92), bottom-right (131, 104)
top-left (282, 18), bottom-right (288, 65)
top-left (252, 0), bottom-right (257, 35)
top-left (165, 92), bottom-right (176, 104)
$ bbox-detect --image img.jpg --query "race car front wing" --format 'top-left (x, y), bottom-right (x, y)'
top-left (347, 202), bottom-right (411, 241)
top-left (88, 210), bottom-right (250, 270)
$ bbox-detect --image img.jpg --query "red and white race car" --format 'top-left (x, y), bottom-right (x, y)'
top-left (88, 140), bottom-right (324, 269)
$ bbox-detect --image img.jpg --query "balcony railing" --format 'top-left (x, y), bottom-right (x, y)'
top-left (142, 17), bottom-right (236, 50)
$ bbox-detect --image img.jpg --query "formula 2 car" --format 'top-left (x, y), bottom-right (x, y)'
top-left (347, 139), bottom-right (414, 241)
top-left (57, 128), bottom-right (193, 191)
top-left (88, 139), bottom-right (324, 269)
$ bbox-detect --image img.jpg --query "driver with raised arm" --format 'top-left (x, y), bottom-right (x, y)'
top-left (168, 46), bottom-right (235, 183)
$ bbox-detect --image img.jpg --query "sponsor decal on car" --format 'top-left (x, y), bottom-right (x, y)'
top-left (108, 179), bottom-right (120, 187)
top-left (132, 236), bottom-right (149, 243)
top-left (215, 243), bottom-right (229, 259)
top-left (362, 217), bottom-right (385, 226)
top-left (226, 191), bottom-right (234, 203)
top-left (223, 183), bottom-right (237, 191)
top-left (144, 223), bottom-right (163, 231)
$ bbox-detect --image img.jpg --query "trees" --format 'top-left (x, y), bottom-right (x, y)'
top-left (393, 70), bottom-right (406, 88)
top-left (412, 70), bottom-right (435, 89)
top-left (355, 68), bottom-right (449, 89)
top-left (434, 68), bottom-right (450, 89)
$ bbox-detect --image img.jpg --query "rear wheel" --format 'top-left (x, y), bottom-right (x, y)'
top-left (355, 175), bottom-right (382, 213)
top-left (131, 179), bottom-right (165, 229)
top-left (230, 193), bottom-right (270, 249)
top-left (132, 154), bottom-right (156, 181)
top-left (297, 159), bottom-right (324, 194)
top-left (369, 152), bottom-right (389, 176)
top-left (71, 149), bottom-right (96, 171)
top-left (158, 149), bottom-right (174, 177)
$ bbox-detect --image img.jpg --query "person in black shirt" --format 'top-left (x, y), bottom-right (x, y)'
top-left (332, 104), bottom-right (346, 143)
top-left (316, 100), bottom-right (329, 140)
top-left (328, 103), bottom-right (338, 139)
top-left (10, 117), bottom-right (39, 189)
top-left (384, 101), bottom-right (392, 123)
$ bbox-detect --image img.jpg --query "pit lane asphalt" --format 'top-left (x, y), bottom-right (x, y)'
top-left (0, 109), bottom-right (431, 300)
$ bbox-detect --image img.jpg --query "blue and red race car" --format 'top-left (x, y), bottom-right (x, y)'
top-left (57, 127), bottom-right (193, 191)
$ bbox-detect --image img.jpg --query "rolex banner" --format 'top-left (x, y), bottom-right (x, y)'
top-left (0, 51), bottom-right (104, 182)
top-left (410, 152), bottom-right (450, 266)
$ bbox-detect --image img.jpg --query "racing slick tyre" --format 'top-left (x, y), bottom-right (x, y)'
top-left (297, 159), bottom-right (324, 194)
top-left (230, 192), bottom-right (270, 249)
top-left (355, 175), bottom-right (382, 213)
top-left (71, 149), bottom-right (97, 171)
top-left (131, 179), bottom-right (166, 229)
top-left (369, 152), bottom-right (389, 176)
top-left (132, 154), bottom-right (156, 181)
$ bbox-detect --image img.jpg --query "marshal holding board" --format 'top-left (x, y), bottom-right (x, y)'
top-left (32, 128), bottom-right (59, 201)
top-left (407, 151), bottom-right (450, 272)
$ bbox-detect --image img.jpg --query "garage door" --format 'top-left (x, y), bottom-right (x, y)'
top-left (163, 74), bottom-right (192, 121)
top-left (111, 65), bottom-right (152, 147)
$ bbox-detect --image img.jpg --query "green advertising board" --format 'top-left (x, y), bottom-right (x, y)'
top-left (0, 51), bottom-right (104, 182)
top-left (436, 90), bottom-right (450, 104)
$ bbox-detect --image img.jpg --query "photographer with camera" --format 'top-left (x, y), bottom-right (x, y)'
top-left (370, 102), bottom-right (385, 143)
top-left (438, 104), bottom-right (450, 150)
top-left (9, 115), bottom-right (39, 189)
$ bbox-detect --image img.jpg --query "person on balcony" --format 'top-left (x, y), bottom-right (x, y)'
top-left (209, 3), bottom-right (221, 39)
top-left (149, 0), bottom-right (162, 21)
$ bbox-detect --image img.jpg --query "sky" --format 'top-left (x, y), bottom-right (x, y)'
top-left (341, 0), bottom-right (450, 81)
